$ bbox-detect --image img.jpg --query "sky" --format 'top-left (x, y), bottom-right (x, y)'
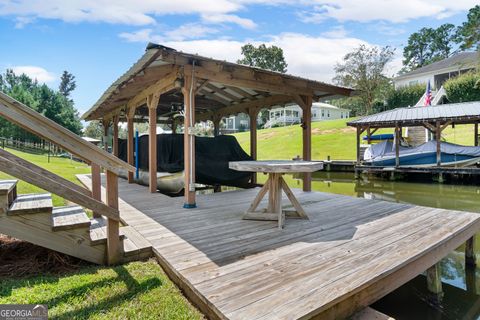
top-left (0, 0), bottom-right (477, 116)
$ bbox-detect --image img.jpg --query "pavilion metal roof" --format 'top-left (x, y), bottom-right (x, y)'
top-left (347, 101), bottom-right (480, 128)
top-left (82, 43), bottom-right (354, 122)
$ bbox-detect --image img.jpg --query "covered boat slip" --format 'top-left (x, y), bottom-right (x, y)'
top-left (81, 43), bottom-right (353, 206)
top-left (348, 101), bottom-right (480, 167)
top-left (78, 174), bottom-right (480, 320)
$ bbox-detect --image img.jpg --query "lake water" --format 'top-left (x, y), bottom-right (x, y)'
top-left (303, 171), bottom-right (480, 320)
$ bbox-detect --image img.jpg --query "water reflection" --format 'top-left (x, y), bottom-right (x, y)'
top-left (294, 171), bottom-right (480, 319)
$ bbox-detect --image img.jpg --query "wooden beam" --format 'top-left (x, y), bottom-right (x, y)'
top-left (356, 127), bottom-right (361, 165)
top-left (249, 108), bottom-right (258, 184)
top-left (112, 115), bottom-right (119, 157)
top-left (422, 122), bottom-right (436, 134)
top-left (91, 163), bottom-right (102, 218)
top-left (302, 95), bottom-right (313, 192)
top-left (436, 121), bottom-right (441, 166)
top-left (366, 127), bottom-right (371, 145)
top-left (395, 125), bottom-right (400, 167)
top-left (426, 263), bottom-right (444, 303)
top-left (102, 119), bottom-right (110, 152)
top-left (127, 68), bottom-right (178, 110)
top-left (127, 115), bottom-right (134, 183)
top-left (183, 66), bottom-right (197, 207)
top-left (147, 93), bottom-right (160, 193)
top-left (106, 170), bottom-right (121, 265)
top-left (226, 86), bottom-right (257, 100)
top-left (205, 83), bottom-right (243, 103)
top-left (198, 88), bottom-right (230, 105)
top-left (196, 94), bottom-right (293, 122)
top-left (466, 236), bottom-right (477, 267)
top-left (475, 123), bottom-right (479, 146)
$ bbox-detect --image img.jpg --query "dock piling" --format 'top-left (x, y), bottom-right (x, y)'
top-left (466, 236), bottom-right (477, 267)
top-left (426, 263), bottom-right (444, 304)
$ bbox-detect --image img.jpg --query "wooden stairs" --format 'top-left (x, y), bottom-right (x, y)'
top-left (0, 180), bottom-right (152, 264)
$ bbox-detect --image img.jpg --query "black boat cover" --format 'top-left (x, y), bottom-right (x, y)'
top-left (118, 134), bottom-right (253, 188)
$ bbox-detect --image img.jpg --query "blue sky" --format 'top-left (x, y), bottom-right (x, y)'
top-left (0, 0), bottom-right (476, 116)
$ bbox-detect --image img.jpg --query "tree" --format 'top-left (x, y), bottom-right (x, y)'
top-left (431, 23), bottom-right (457, 60)
top-left (0, 69), bottom-right (82, 140)
top-left (403, 27), bottom-right (435, 70)
top-left (334, 45), bottom-right (394, 115)
top-left (237, 43), bottom-right (288, 73)
top-left (59, 71), bottom-right (76, 98)
top-left (83, 121), bottom-right (103, 140)
top-left (456, 5), bottom-right (480, 50)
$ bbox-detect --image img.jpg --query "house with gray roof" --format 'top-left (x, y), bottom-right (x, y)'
top-left (393, 52), bottom-right (478, 90)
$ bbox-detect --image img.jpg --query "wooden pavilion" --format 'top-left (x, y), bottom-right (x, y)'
top-left (82, 43), bottom-right (354, 206)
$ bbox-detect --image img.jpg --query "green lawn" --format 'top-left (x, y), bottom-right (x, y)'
top-left (0, 259), bottom-right (203, 320)
top-left (0, 147), bottom-right (204, 319)
top-left (0, 148), bottom-right (90, 206)
top-left (232, 118), bottom-right (476, 161)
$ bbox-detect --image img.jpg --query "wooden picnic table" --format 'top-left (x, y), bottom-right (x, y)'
top-left (229, 160), bottom-right (324, 228)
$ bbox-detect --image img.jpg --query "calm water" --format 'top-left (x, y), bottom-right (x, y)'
top-left (303, 172), bottom-right (480, 320)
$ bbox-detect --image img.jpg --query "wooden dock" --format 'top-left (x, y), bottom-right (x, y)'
top-left (78, 174), bottom-right (480, 320)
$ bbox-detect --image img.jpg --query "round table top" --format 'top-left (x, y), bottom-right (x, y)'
top-left (229, 160), bottom-right (324, 173)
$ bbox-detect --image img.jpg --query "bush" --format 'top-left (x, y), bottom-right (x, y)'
top-left (386, 84), bottom-right (425, 109)
top-left (444, 71), bottom-right (480, 103)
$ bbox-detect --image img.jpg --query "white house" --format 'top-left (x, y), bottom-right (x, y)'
top-left (393, 52), bottom-right (478, 90)
top-left (265, 102), bottom-right (350, 128)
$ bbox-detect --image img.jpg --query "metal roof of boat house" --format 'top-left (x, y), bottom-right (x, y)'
top-left (347, 101), bottom-right (480, 128)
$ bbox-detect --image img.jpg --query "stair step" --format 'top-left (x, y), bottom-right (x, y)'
top-left (90, 218), bottom-right (126, 246)
top-left (52, 206), bottom-right (91, 231)
top-left (8, 193), bottom-right (52, 215)
top-left (0, 180), bottom-right (17, 195)
top-left (122, 226), bottom-right (152, 259)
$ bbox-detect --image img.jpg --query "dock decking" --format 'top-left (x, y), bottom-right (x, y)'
top-left (78, 174), bottom-right (480, 320)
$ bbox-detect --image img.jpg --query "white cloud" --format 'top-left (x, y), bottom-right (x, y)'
top-left (152, 33), bottom-right (369, 83)
top-left (201, 14), bottom-right (257, 29)
top-left (299, 0), bottom-right (478, 23)
top-left (120, 24), bottom-right (220, 43)
top-left (10, 66), bottom-right (56, 83)
top-left (321, 26), bottom-right (348, 38)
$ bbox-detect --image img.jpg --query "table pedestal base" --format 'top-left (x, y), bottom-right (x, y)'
top-left (243, 173), bottom-right (309, 229)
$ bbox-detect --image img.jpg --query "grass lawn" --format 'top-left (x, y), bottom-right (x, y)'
top-left (0, 259), bottom-right (203, 320)
top-left (0, 147), bottom-right (90, 206)
top-left (0, 147), bottom-right (204, 319)
top-left (232, 118), bottom-right (476, 161)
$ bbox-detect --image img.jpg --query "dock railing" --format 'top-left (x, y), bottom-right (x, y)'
top-left (0, 91), bottom-right (135, 264)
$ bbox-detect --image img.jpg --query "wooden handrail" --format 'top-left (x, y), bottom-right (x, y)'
top-left (0, 148), bottom-right (91, 196)
top-left (0, 149), bottom-right (119, 221)
top-left (0, 91), bottom-right (134, 175)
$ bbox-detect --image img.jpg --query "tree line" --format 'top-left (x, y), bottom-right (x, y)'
top-left (0, 70), bottom-right (82, 142)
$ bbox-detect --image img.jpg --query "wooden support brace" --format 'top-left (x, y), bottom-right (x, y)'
top-left (147, 93), bottom-right (160, 193)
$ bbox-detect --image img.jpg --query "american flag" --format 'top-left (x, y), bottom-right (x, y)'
top-left (424, 81), bottom-right (432, 106)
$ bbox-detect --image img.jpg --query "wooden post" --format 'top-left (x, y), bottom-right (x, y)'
top-left (366, 127), bottom-right (371, 145)
top-left (475, 123), bottom-right (479, 146)
top-left (127, 115), bottom-right (134, 183)
top-left (356, 127), bottom-right (361, 165)
top-left (213, 115), bottom-right (221, 137)
top-left (106, 170), bottom-right (121, 265)
top-left (302, 95), bottom-right (312, 192)
top-left (466, 236), bottom-right (477, 267)
top-left (436, 121), bottom-right (441, 166)
top-left (426, 263), bottom-right (443, 303)
top-left (102, 120), bottom-right (110, 152)
top-left (395, 125), bottom-right (400, 167)
top-left (249, 108), bottom-right (258, 184)
top-left (112, 115), bottom-right (119, 157)
top-left (91, 163), bottom-right (102, 219)
top-left (182, 67), bottom-right (197, 207)
top-left (147, 94), bottom-right (160, 193)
